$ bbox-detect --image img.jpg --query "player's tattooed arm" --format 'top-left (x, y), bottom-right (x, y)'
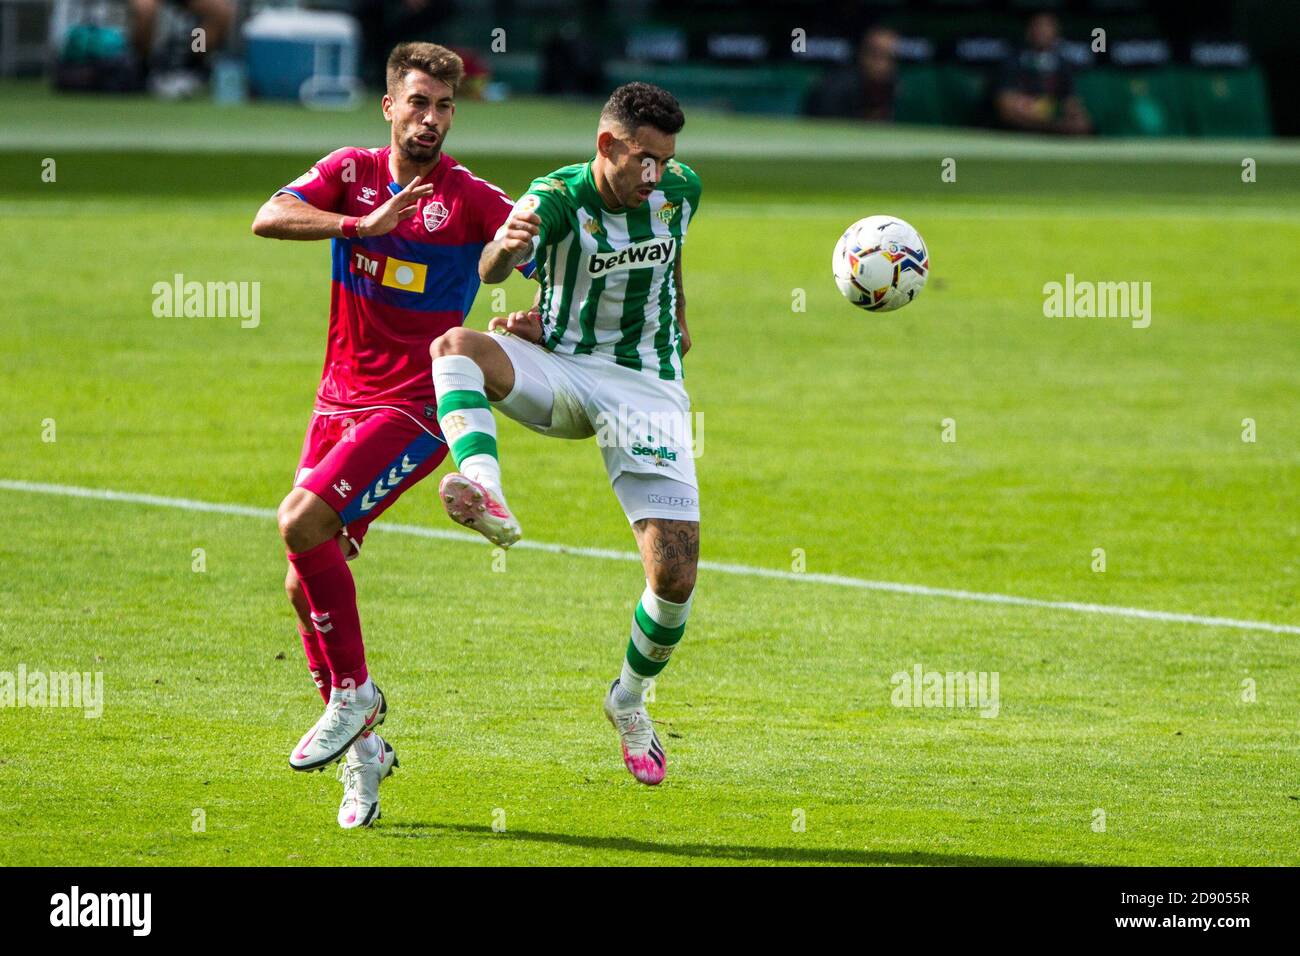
top-left (674, 255), bottom-right (691, 355)
top-left (479, 210), bottom-right (541, 283)
top-left (251, 177), bottom-right (432, 241)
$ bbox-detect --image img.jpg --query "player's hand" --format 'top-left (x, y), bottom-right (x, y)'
top-left (678, 324), bottom-right (692, 356)
top-left (358, 175), bottom-right (435, 237)
top-left (489, 309), bottom-right (544, 343)
top-left (498, 211), bottom-right (541, 256)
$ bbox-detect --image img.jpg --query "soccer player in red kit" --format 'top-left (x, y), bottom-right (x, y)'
top-left (251, 42), bottom-right (523, 828)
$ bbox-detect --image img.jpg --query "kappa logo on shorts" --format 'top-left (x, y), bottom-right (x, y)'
top-left (647, 493), bottom-right (697, 508)
top-left (358, 454), bottom-right (419, 513)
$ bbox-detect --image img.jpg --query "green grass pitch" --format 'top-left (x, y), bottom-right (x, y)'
top-left (0, 88), bottom-right (1297, 865)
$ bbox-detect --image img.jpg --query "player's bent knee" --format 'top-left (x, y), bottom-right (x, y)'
top-left (430, 325), bottom-right (479, 359)
top-left (277, 488), bottom-right (339, 552)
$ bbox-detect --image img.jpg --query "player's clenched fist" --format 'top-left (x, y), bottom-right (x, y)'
top-left (358, 175), bottom-right (435, 237)
top-left (497, 211), bottom-right (541, 256)
top-left (489, 309), bottom-right (544, 343)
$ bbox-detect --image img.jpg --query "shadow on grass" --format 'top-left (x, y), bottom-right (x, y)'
top-left (379, 821), bottom-right (1081, 866)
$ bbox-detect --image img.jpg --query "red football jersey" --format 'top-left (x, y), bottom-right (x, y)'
top-left (277, 146), bottom-right (524, 416)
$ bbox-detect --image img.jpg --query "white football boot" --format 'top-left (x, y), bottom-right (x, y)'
top-left (603, 680), bottom-right (667, 785)
top-left (289, 683), bottom-right (387, 772)
top-left (438, 473), bottom-right (521, 548)
top-left (337, 733), bottom-right (398, 829)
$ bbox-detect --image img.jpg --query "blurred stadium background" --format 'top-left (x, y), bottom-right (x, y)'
top-left (0, 0), bottom-right (1297, 137)
top-left (2, 1), bottom-right (1298, 866)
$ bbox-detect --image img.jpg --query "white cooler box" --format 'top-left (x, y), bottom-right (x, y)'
top-left (244, 9), bottom-right (362, 108)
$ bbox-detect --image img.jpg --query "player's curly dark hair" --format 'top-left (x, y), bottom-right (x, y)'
top-left (600, 82), bottom-right (685, 135)
top-left (387, 42), bottom-right (464, 95)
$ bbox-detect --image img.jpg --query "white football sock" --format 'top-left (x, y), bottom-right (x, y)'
top-left (432, 354), bottom-right (505, 498)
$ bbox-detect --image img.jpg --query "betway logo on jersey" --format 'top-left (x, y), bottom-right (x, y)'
top-left (350, 248), bottom-right (427, 293)
top-left (587, 237), bottom-right (676, 276)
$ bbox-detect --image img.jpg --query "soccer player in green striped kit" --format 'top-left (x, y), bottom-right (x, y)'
top-left (428, 83), bottom-right (700, 785)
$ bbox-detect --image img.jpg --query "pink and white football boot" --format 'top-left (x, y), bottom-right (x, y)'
top-left (337, 733), bottom-right (398, 829)
top-left (438, 473), bottom-right (521, 548)
top-left (603, 680), bottom-right (667, 786)
top-left (289, 683), bottom-right (387, 772)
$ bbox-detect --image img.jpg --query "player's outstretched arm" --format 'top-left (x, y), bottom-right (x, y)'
top-left (479, 210), bottom-right (541, 283)
top-left (251, 177), bottom-right (434, 241)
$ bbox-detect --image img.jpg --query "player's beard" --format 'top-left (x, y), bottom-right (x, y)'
top-left (400, 127), bottom-right (442, 164)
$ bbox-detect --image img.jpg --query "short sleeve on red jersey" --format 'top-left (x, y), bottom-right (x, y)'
top-left (466, 174), bottom-right (518, 244)
top-left (276, 147), bottom-right (357, 212)
top-left (461, 171), bottom-right (538, 279)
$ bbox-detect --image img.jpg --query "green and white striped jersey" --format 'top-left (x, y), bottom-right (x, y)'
top-left (512, 159), bottom-right (702, 381)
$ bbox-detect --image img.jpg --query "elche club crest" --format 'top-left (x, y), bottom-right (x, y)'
top-left (422, 200), bottom-right (450, 232)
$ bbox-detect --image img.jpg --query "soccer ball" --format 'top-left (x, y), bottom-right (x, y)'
top-left (832, 216), bottom-right (929, 312)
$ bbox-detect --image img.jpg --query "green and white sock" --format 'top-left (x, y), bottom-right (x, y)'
top-left (615, 584), bottom-right (692, 708)
top-left (433, 354), bottom-right (504, 497)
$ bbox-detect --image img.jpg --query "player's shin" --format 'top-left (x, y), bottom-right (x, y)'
top-left (615, 584), bottom-right (692, 708)
top-left (432, 354), bottom-right (504, 497)
top-left (286, 539), bottom-right (369, 693)
top-left (299, 626), bottom-right (332, 703)
top-left (290, 567), bottom-right (333, 702)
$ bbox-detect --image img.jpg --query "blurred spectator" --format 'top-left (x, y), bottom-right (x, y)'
top-left (994, 12), bottom-right (1091, 135)
top-left (804, 28), bottom-right (898, 122)
top-left (129, 0), bottom-right (234, 77)
top-left (539, 25), bottom-right (607, 97)
top-left (359, 0), bottom-right (454, 89)
top-left (451, 47), bottom-right (491, 100)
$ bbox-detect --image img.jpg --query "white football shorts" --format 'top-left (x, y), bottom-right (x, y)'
top-left (490, 331), bottom-right (700, 524)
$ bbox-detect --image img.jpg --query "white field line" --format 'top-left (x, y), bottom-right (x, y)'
top-left (700, 203), bottom-right (1300, 224)
top-left (3, 479), bottom-right (1296, 636)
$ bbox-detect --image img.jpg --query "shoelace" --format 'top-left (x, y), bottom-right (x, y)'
top-left (614, 708), bottom-right (656, 752)
top-left (318, 698), bottom-right (352, 741)
top-left (337, 760), bottom-right (362, 803)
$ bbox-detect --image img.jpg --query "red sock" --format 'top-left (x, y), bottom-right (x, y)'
top-left (298, 625), bottom-right (331, 703)
top-left (287, 539), bottom-right (369, 689)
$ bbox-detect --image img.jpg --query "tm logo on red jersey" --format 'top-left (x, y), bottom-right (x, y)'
top-left (350, 248), bottom-right (427, 293)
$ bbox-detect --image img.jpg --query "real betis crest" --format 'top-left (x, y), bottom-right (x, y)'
top-left (656, 201), bottom-right (676, 225)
